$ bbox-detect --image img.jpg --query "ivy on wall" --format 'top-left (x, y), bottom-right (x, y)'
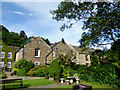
top-left (1, 41), bottom-right (16, 64)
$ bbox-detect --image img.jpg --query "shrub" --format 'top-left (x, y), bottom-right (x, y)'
top-left (26, 65), bottom-right (47, 76)
top-left (12, 68), bottom-right (19, 75)
top-left (78, 65), bottom-right (93, 82)
top-left (16, 68), bottom-right (26, 76)
top-left (14, 59), bottom-right (34, 73)
top-left (92, 63), bottom-right (120, 87)
top-left (35, 68), bottom-right (44, 77)
top-left (0, 72), bottom-right (7, 79)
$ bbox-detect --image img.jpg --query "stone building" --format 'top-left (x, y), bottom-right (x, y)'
top-left (51, 38), bottom-right (74, 59)
top-left (70, 45), bottom-right (95, 66)
top-left (15, 37), bottom-right (95, 66)
top-left (0, 41), bottom-right (20, 69)
top-left (15, 36), bottom-right (53, 65)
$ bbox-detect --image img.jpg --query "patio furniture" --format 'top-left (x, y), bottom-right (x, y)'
top-left (60, 78), bottom-right (64, 83)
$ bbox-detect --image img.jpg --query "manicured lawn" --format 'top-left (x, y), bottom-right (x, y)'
top-left (23, 79), bottom-right (57, 87)
top-left (58, 80), bottom-right (111, 88)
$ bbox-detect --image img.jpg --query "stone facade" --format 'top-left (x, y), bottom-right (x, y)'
top-left (15, 37), bottom-right (52, 65)
top-left (71, 45), bottom-right (95, 66)
top-left (15, 37), bottom-right (95, 65)
top-left (51, 38), bottom-right (74, 59)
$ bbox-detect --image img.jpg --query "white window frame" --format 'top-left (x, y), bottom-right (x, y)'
top-left (0, 52), bottom-right (5, 58)
top-left (7, 62), bottom-right (11, 68)
top-left (53, 51), bottom-right (55, 57)
top-left (34, 62), bottom-right (40, 65)
top-left (0, 62), bottom-right (4, 68)
top-left (35, 49), bottom-right (40, 57)
top-left (8, 52), bottom-right (12, 59)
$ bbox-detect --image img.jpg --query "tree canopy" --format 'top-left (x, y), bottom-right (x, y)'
top-left (51, 1), bottom-right (120, 47)
top-left (0, 25), bottom-right (27, 47)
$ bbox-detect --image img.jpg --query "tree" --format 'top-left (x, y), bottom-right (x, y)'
top-left (51, 1), bottom-right (120, 47)
top-left (0, 25), bottom-right (27, 47)
top-left (20, 30), bottom-right (28, 40)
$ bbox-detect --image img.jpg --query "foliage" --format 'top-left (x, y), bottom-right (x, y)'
top-left (12, 68), bottom-right (19, 75)
top-left (77, 63), bottom-right (120, 87)
top-left (26, 65), bottom-right (46, 76)
top-left (92, 63), bottom-right (120, 87)
top-left (0, 25), bottom-right (27, 47)
top-left (45, 59), bottom-right (62, 80)
top-left (51, 1), bottom-right (120, 47)
top-left (14, 59), bottom-right (34, 73)
top-left (0, 72), bottom-right (7, 79)
top-left (1, 41), bottom-right (15, 63)
top-left (41, 37), bottom-right (52, 45)
top-left (35, 68), bottom-right (44, 77)
top-left (16, 68), bottom-right (26, 76)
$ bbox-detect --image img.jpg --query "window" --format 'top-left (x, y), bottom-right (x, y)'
top-left (53, 51), bottom-right (55, 57)
top-left (0, 45), bottom-right (3, 48)
top-left (0, 62), bottom-right (4, 68)
top-left (34, 62), bottom-right (40, 65)
top-left (7, 62), bottom-right (11, 68)
top-left (35, 49), bottom-right (40, 57)
top-left (8, 52), bottom-right (12, 59)
top-left (0, 52), bottom-right (5, 58)
top-left (46, 49), bottom-right (49, 52)
top-left (37, 41), bottom-right (40, 44)
top-left (86, 55), bottom-right (88, 61)
top-left (62, 52), bottom-right (65, 56)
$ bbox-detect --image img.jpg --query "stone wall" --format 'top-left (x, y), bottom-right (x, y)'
top-left (23, 37), bottom-right (52, 65)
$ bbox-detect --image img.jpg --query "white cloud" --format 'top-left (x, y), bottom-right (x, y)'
top-left (13, 11), bottom-right (25, 15)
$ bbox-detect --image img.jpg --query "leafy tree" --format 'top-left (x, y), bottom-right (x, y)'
top-left (20, 30), bottom-right (28, 40)
top-left (51, 1), bottom-right (120, 47)
top-left (41, 37), bottom-right (52, 45)
top-left (0, 25), bottom-right (27, 47)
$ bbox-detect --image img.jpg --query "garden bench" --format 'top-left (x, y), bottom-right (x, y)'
top-left (0, 78), bottom-right (23, 90)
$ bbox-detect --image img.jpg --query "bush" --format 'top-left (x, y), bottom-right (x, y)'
top-left (0, 72), bottom-right (7, 79)
top-left (35, 68), bottom-right (44, 77)
top-left (78, 65), bottom-right (93, 82)
top-left (26, 65), bottom-right (47, 76)
top-left (16, 68), bottom-right (26, 76)
top-left (92, 63), bottom-right (120, 87)
top-left (14, 59), bottom-right (34, 73)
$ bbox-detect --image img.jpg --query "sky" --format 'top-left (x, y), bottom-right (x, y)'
top-left (2, 0), bottom-right (84, 46)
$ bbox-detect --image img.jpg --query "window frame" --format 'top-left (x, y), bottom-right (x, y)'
top-left (34, 61), bottom-right (40, 66)
top-left (0, 52), bottom-right (5, 58)
top-left (35, 48), bottom-right (40, 57)
top-left (7, 52), bottom-right (12, 59)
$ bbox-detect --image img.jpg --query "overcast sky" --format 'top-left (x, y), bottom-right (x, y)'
top-left (2, 0), bottom-right (85, 46)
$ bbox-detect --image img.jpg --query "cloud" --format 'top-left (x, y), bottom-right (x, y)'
top-left (13, 11), bottom-right (25, 15)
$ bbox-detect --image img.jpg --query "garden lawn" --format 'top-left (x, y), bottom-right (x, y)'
top-left (58, 80), bottom-right (111, 88)
top-left (23, 79), bottom-right (57, 87)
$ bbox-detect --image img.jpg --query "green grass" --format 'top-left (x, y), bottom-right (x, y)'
top-left (58, 80), bottom-right (111, 88)
top-left (0, 79), bottom-right (57, 89)
top-left (23, 79), bottom-right (57, 87)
